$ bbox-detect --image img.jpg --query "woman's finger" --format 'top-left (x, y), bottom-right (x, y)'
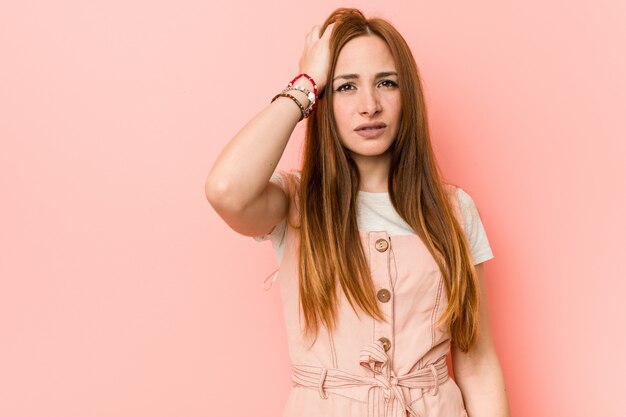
top-left (305, 25), bottom-right (319, 46)
top-left (311, 25), bottom-right (322, 40)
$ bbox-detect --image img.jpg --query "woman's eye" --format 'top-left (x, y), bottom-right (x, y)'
top-left (336, 83), bottom-right (354, 92)
top-left (379, 79), bottom-right (398, 88)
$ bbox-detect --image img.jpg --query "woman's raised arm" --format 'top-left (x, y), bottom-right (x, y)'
top-left (205, 23), bottom-right (334, 237)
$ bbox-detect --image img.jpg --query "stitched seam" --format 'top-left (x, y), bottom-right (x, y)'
top-left (430, 278), bottom-right (444, 349)
top-left (369, 233), bottom-right (377, 349)
top-left (389, 236), bottom-right (398, 290)
top-left (386, 233), bottom-right (394, 363)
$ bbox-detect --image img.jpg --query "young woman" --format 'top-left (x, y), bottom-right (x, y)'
top-left (206, 7), bottom-right (511, 417)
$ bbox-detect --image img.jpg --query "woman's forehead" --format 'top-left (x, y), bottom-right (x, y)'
top-left (335, 35), bottom-right (396, 74)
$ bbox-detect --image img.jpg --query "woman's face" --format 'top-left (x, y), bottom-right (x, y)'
top-left (331, 35), bottom-right (401, 166)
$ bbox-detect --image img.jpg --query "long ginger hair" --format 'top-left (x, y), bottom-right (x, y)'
top-left (288, 8), bottom-right (481, 353)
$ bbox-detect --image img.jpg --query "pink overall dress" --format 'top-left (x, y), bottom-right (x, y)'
top-left (273, 176), bottom-right (469, 417)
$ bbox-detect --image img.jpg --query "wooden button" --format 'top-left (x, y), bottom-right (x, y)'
top-left (375, 238), bottom-right (389, 252)
top-left (378, 337), bottom-right (391, 352)
top-left (377, 289), bottom-right (391, 303)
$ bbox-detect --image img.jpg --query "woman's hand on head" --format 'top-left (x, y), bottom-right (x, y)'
top-left (298, 23), bottom-right (335, 93)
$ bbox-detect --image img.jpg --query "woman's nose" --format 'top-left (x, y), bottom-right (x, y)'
top-left (358, 88), bottom-right (381, 116)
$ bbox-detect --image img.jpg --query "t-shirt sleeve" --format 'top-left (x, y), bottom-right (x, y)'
top-left (456, 188), bottom-right (494, 265)
top-left (252, 171), bottom-right (300, 264)
top-left (251, 171), bottom-right (288, 244)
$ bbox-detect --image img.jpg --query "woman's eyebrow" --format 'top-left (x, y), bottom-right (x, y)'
top-left (333, 71), bottom-right (398, 82)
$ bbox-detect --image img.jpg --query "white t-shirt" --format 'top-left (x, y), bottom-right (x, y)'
top-left (253, 171), bottom-right (494, 266)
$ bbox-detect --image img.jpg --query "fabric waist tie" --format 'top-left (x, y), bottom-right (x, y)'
top-left (291, 340), bottom-right (449, 417)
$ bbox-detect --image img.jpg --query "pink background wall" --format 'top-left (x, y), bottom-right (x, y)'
top-left (1, 0), bottom-right (625, 416)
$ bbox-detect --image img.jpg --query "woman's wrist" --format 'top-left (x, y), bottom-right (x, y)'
top-left (292, 73), bottom-right (319, 96)
top-left (286, 85), bottom-right (312, 108)
top-left (290, 73), bottom-right (318, 116)
top-left (270, 73), bottom-right (319, 121)
top-left (292, 77), bottom-right (314, 92)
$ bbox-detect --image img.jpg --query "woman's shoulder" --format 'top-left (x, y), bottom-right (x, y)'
top-left (441, 183), bottom-right (494, 264)
top-left (442, 182), bottom-right (477, 204)
top-left (442, 182), bottom-right (461, 206)
top-left (442, 182), bottom-right (459, 194)
top-left (442, 182), bottom-right (474, 227)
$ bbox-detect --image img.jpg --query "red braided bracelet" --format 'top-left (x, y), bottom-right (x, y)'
top-left (289, 73), bottom-right (318, 113)
top-left (289, 73), bottom-right (318, 98)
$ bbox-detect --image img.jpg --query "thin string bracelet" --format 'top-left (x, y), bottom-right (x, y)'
top-left (271, 92), bottom-right (306, 121)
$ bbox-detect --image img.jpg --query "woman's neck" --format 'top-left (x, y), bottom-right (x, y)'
top-left (352, 152), bottom-right (391, 192)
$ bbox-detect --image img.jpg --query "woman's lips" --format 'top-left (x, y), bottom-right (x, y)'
top-left (355, 126), bottom-right (386, 138)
